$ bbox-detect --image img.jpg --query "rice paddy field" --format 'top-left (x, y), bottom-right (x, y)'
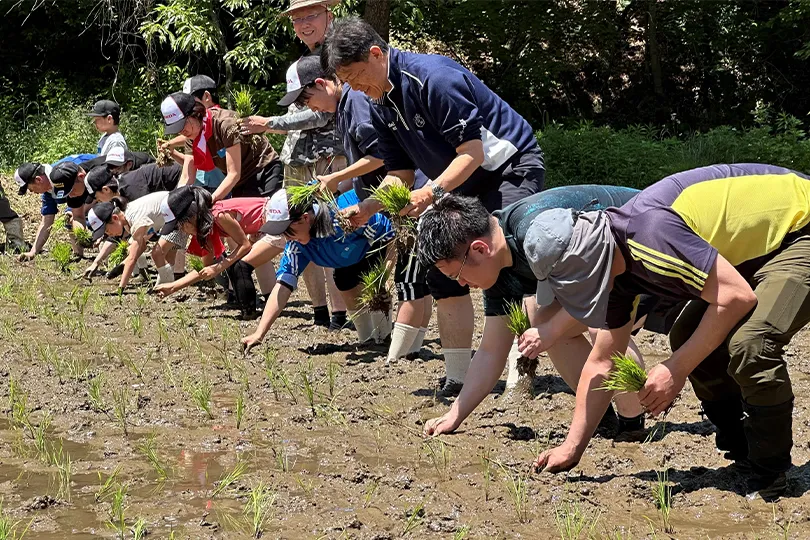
top-left (2, 186), bottom-right (810, 539)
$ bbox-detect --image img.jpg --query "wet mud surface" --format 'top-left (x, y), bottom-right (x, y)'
top-left (2, 207), bottom-right (810, 538)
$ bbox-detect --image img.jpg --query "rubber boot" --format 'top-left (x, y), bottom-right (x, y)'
top-left (226, 260), bottom-right (257, 319)
top-left (743, 399), bottom-right (793, 501)
top-left (2, 218), bottom-right (27, 253)
top-left (701, 398), bottom-right (749, 462)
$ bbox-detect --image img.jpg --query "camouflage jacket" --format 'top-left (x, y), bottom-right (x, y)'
top-left (269, 104), bottom-right (345, 166)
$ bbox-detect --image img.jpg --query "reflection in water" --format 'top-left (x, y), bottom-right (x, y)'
top-left (176, 449), bottom-right (226, 489)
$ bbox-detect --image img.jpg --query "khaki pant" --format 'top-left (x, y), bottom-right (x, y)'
top-left (283, 155), bottom-right (348, 187)
top-left (669, 228), bottom-right (810, 476)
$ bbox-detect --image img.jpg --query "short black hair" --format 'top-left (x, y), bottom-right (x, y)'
top-left (417, 194), bottom-right (494, 267)
top-left (321, 16), bottom-right (389, 76)
top-left (191, 88), bottom-right (219, 106)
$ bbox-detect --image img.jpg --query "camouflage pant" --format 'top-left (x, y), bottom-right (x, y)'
top-left (283, 155), bottom-right (347, 187)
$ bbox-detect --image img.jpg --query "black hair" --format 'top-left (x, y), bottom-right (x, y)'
top-left (187, 101), bottom-right (208, 122)
top-left (321, 16), bottom-right (389, 76)
top-left (174, 186), bottom-right (214, 249)
top-left (93, 197), bottom-right (128, 225)
top-left (110, 197), bottom-right (128, 212)
top-left (417, 194), bottom-right (494, 267)
top-left (192, 88), bottom-right (220, 106)
top-left (288, 198), bottom-right (335, 239)
top-left (110, 111), bottom-right (120, 125)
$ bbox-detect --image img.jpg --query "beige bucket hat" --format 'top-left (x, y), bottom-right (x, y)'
top-left (282, 0), bottom-right (339, 16)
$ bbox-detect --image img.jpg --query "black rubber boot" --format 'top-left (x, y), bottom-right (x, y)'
top-left (701, 398), bottom-right (749, 461)
top-left (226, 260), bottom-right (257, 318)
top-left (594, 403), bottom-right (619, 438)
top-left (743, 399), bottom-right (793, 501)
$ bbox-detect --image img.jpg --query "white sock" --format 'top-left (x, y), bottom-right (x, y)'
top-left (407, 327), bottom-right (427, 356)
top-left (370, 311), bottom-right (392, 344)
top-left (444, 348), bottom-right (471, 385)
top-left (135, 253), bottom-right (148, 271)
top-left (386, 323), bottom-right (420, 362)
top-left (505, 339), bottom-right (523, 389)
top-left (156, 264), bottom-right (174, 285)
top-left (350, 311), bottom-right (375, 343)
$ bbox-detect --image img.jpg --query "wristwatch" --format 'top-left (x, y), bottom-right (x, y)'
top-left (429, 181), bottom-right (445, 202)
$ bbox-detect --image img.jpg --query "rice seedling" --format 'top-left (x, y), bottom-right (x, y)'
top-left (211, 459), bottom-right (248, 498)
top-left (156, 317), bottom-right (169, 348)
top-left (363, 479), bottom-right (380, 508)
top-left (135, 287), bottom-right (148, 312)
top-left (112, 387), bottom-right (130, 436)
top-left (480, 447), bottom-right (494, 501)
top-left (272, 445), bottom-right (295, 472)
top-left (137, 433), bottom-right (170, 483)
top-left (0, 500), bottom-right (32, 540)
top-left (155, 138), bottom-right (174, 167)
top-left (50, 242), bottom-right (73, 274)
top-left (128, 312), bottom-right (143, 337)
top-left (490, 460), bottom-right (530, 524)
top-left (52, 214), bottom-right (68, 231)
top-left (0, 280), bottom-right (13, 301)
top-left (188, 255), bottom-right (205, 272)
top-left (554, 501), bottom-right (601, 540)
top-left (243, 481), bottom-right (276, 539)
top-left (235, 389), bottom-right (246, 430)
top-left (95, 464), bottom-right (123, 502)
top-left (422, 438), bottom-right (451, 481)
top-left (0, 320), bottom-right (15, 340)
top-left (651, 468), bottom-right (673, 534)
top-left (32, 413), bottom-right (52, 462)
top-left (597, 353), bottom-right (648, 394)
top-left (402, 498), bottom-right (426, 536)
top-left (48, 439), bottom-right (72, 501)
top-left (356, 257), bottom-right (392, 317)
top-left (107, 240), bottom-right (129, 269)
top-left (132, 518), bottom-right (147, 540)
top-left (299, 365), bottom-right (317, 417)
top-left (65, 356), bottom-right (90, 381)
top-left (368, 180), bottom-right (416, 251)
top-left (108, 482), bottom-right (128, 539)
top-left (453, 526), bottom-right (470, 540)
top-left (189, 379), bottom-right (214, 419)
top-left (326, 361), bottom-right (340, 397)
top-left (264, 355), bottom-right (297, 403)
top-left (118, 350), bottom-right (145, 382)
top-left (7, 377), bottom-right (30, 430)
top-left (294, 474), bottom-right (315, 497)
top-left (73, 226), bottom-right (93, 248)
top-left (286, 182), bottom-right (328, 212)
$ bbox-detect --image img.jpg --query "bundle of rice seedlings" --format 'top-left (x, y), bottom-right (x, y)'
top-left (188, 255), bottom-right (205, 272)
top-left (73, 226), bottom-right (94, 248)
top-left (51, 242), bottom-right (73, 274)
top-left (357, 257), bottom-right (392, 315)
top-left (155, 139), bottom-right (173, 168)
top-left (108, 240), bottom-right (130, 268)
top-left (504, 301), bottom-right (537, 399)
top-left (596, 353), bottom-right (647, 393)
top-left (369, 181), bottom-right (416, 252)
top-left (229, 87), bottom-right (264, 151)
top-left (52, 214), bottom-right (69, 231)
top-left (286, 182), bottom-right (323, 210)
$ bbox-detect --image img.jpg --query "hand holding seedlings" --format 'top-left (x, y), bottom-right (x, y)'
top-left (340, 203), bottom-right (374, 228)
top-left (638, 361), bottom-right (685, 416)
top-left (516, 326), bottom-right (553, 360)
top-left (401, 184), bottom-right (434, 218)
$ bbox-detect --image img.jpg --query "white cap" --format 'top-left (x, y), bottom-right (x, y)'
top-left (259, 189), bottom-right (293, 235)
top-left (105, 146), bottom-right (127, 166)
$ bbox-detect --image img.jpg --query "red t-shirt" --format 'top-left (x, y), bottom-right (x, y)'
top-left (187, 197), bottom-right (268, 258)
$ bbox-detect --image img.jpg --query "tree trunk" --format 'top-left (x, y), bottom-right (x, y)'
top-left (364, 0), bottom-right (390, 42)
top-left (210, 3), bottom-right (233, 98)
top-left (646, 0), bottom-right (664, 98)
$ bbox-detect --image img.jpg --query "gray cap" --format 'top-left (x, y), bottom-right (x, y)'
top-left (182, 75), bottom-right (217, 96)
top-left (525, 209), bottom-right (615, 328)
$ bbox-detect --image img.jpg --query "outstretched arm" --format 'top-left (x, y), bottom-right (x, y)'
top-left (241, 283), bottom-right (293, 352)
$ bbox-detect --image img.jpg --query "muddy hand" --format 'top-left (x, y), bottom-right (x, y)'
top-left (153, 284), bottom-right (174, 298)
top-left (423, 412), bottom-right (460, 437)
top-left (241, 334), bottom-right (262, 355)
top-left (638, 362), bottom-right (684, 417)
top-left (533, 444), bottom-right (580, 473)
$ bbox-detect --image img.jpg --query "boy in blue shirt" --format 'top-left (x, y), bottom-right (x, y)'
top-left (322, 17), bottom-right (545, 394)
top-left (278, 54), bottom-right (433, 363)
top-left (241, 187), bottom-right (395, 351)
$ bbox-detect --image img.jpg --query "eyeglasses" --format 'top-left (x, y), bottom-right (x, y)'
top-left (450, 244), bottom-right (471, 281)
top-left (291, 10), bottom-right (326, 25)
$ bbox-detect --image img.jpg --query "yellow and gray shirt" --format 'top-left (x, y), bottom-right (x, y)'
top-left (605, 163), bottom-right (810, 328)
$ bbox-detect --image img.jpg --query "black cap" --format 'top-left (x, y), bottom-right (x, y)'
top-left (50, 162), bottom-right (81, 197)
top-left (278, 55), bottom-right (325, 107)
top-left (161, 92), bottom-right (198, 135)
top-left (84, 166), bottom-right (114, 195)
top-left (159, 186), bottom-right (196, 235)
top-left (13, 162), bottom-right (45, 196)
top-left (87, 202), bottom-right (116, 241)
top-left (182, 75), bottom-right (217, 96)
top-left (88, 100), bottom-right (120, 118)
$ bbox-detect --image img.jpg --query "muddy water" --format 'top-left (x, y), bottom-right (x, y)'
top-left (1, 258), bottom-right (810, 538)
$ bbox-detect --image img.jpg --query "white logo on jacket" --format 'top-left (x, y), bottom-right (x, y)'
top-left (414, 114), bottom-right (425, 128)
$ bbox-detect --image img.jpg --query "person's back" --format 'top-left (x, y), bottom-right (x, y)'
top-left (118, 164), bottom-right (182, 202)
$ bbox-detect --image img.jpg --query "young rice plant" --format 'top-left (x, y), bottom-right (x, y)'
top-left (357, 257), bottom-right (392, 316)
top-left (597, 353), bottom-right (648, 393)
top-left (368, 180), bottom-right (416, 252)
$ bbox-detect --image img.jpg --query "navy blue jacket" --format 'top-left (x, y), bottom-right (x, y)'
top-left (370, 47), bottom-right (539, 197)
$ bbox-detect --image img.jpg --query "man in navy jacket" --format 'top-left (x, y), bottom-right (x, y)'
top-left (322, 17), bottom-right (545, 394)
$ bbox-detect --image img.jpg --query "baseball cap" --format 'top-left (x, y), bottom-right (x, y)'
top-left (278, 56), bottom-right (325, 107)
top-left (50, 162), bottom-right (81, 195)
top-left (259, 189), bottom-right (293, 235)
top-left (13, 162), bottom-right (50, 195)
top-left (87, 100), bottom-right (120, 118)
top-left (87, 203), bottom-right (116, 241)
top-left (182, 75), bottom-right (217, 96)
top-left (525, 209), bottom-right (616, 328)
top-left (84, 166), bottom-right (114, 195)
top-left (161, 92), bottom-right (197, 135)
top-left (105, 146), bottom-right (129, 167)
top-left (159, 186), bottom-right (196, 235)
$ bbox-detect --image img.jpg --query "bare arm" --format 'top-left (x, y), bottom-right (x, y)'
top-left (424, 316), bottom-right (515, 435)
top-left (242, 283), bottom-right (293, 350)
top-left (31, 214), bottom-right (56, 256)
top-left (211, 145), bottom-right (241, 202)
top-left (210, 213), bottom-right (252, 272)
top-left (319, 156), bottom-right (384, 192)
top-left (181, 154), bottom-right (197, 186)
top-left (347, 170), bottom-right (416, 227)
top-left (639, 254), bottom-right (758, 415)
